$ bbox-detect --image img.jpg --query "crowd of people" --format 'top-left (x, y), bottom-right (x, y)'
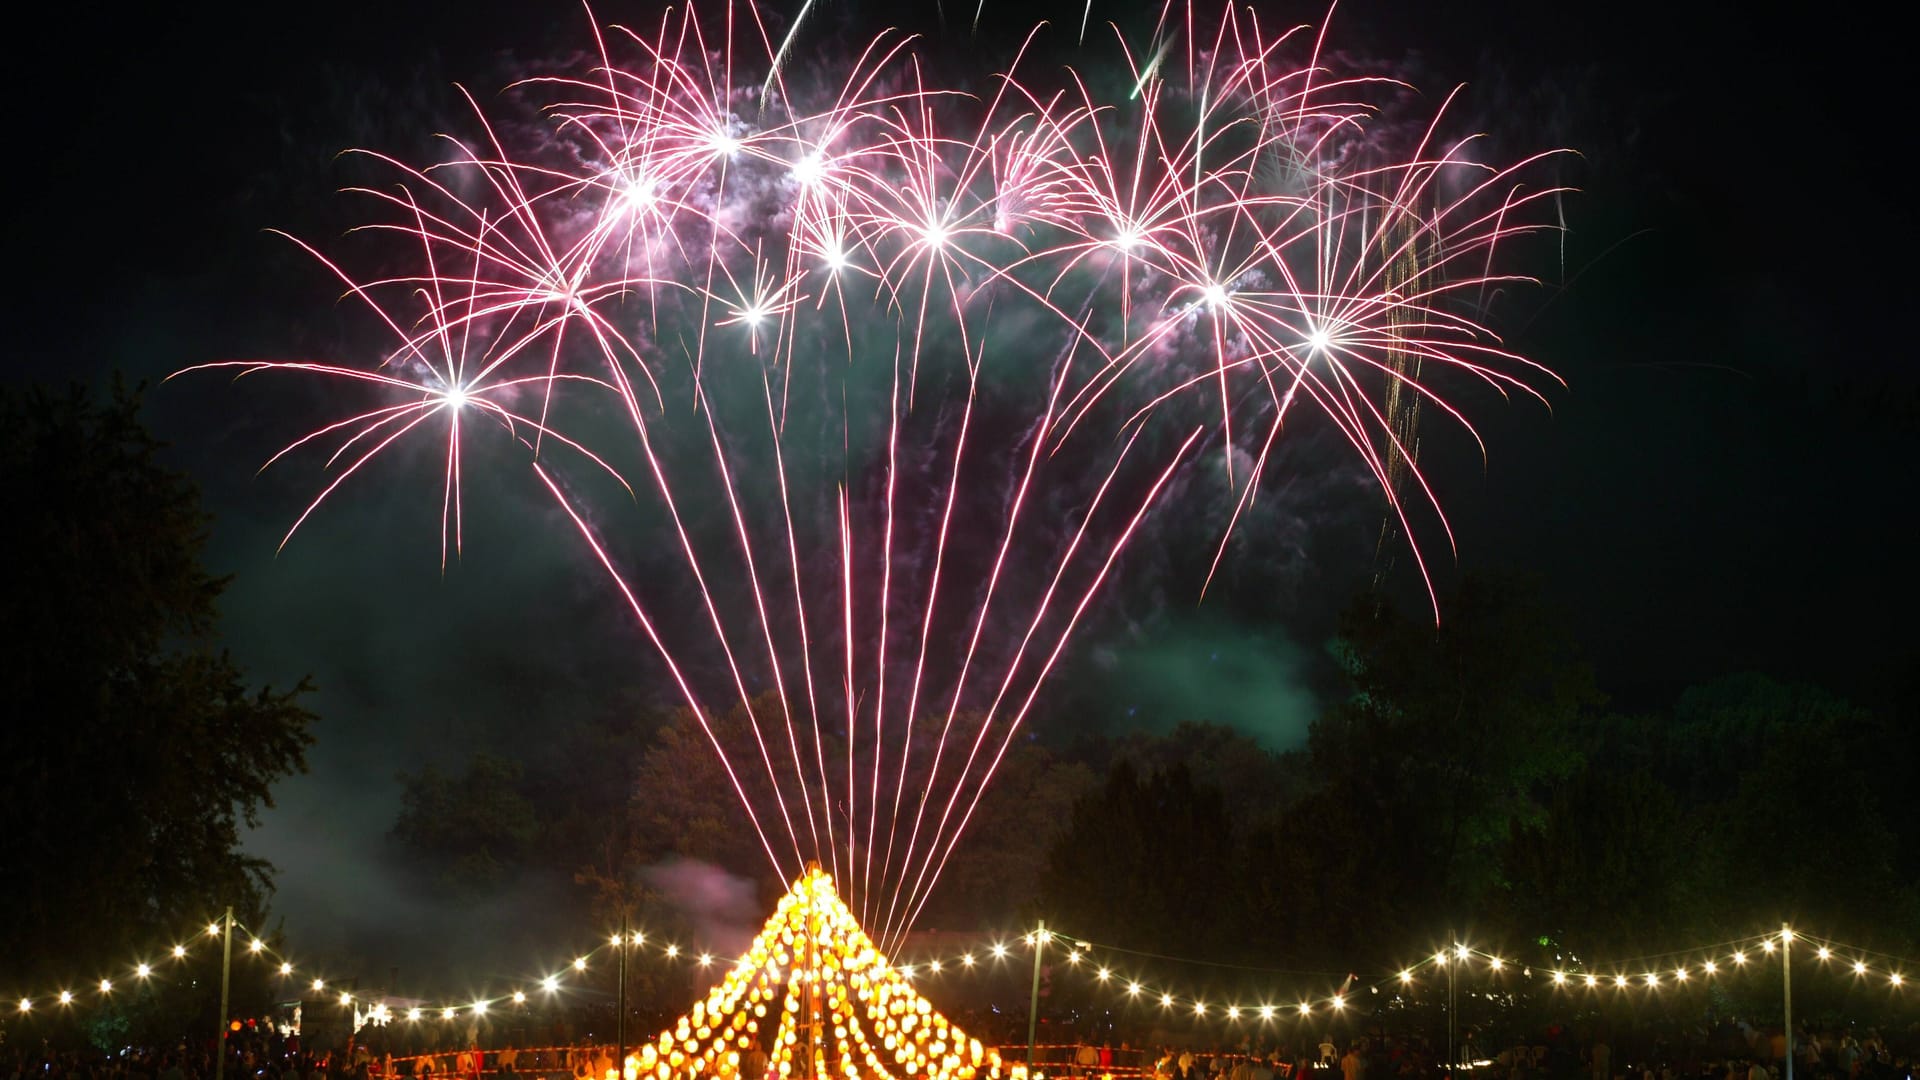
top-left (0, 1037), bottom-right (624, 1080)
top-left (0, 1032), bottom-right (376, 1080)
top-left (4, 1020), bottom-right (1912, 1080)
top-left (1041, 1024), bottom-right (1918, 1080)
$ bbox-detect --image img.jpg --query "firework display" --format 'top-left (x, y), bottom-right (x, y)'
top-left (182, 0), bottom-right (1563, 946)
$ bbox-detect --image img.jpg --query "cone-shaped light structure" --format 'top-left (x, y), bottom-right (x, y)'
top-left (628, 867), bottom-right (1010, 1080)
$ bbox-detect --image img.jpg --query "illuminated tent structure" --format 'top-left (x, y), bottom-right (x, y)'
top-left (629, 867), bottom-right (1011, 1080)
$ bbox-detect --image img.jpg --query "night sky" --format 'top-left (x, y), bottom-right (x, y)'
top-left (9, 0), bottom-right (1914, 969)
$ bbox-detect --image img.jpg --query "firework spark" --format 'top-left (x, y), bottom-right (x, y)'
top-left (179, 0), bottom-right (1565, 947)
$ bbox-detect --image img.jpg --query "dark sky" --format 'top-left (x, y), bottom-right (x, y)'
top-left (9, 0), bottom-right (1915, 968)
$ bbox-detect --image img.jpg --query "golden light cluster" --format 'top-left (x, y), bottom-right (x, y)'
top-left (622, 868), bottom-right (1005, 1080)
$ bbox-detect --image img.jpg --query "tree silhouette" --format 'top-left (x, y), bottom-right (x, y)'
top-left (0, 380), bottom-right (315, 1025)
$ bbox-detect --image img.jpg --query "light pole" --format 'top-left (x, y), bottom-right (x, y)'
top-left (617, 917), bottom-right (628, 1080)
top-left (1782, 925), bottom-right (1793, 1080)
top-left (1027, 922), bottom-right (1047, 1075)
top-left (215, 907), bottom-right (234, 1080)
top-left (1446, 949), bottom-right (1456, 1078)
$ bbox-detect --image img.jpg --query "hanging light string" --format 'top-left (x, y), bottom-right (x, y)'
top-left (6, 918), bottom-right (1909, 1022)
top-left (1024, 926), bottom-right (1909, 1022)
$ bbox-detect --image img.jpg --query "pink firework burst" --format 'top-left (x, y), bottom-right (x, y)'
top-left (178, 0), bottom-right (1568, 945)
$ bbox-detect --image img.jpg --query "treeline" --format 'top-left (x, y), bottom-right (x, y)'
top-left (391, 577), bottom-right (1919, 1011)
top-left (1032, 579), bottom-right (1920, 1026)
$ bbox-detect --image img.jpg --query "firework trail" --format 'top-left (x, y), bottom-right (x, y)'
top-left (179, 0), bottom-right (1566, 946)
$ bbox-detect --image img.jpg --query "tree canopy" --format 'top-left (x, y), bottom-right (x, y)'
top-left (383, 686), bottom-right (1094, 938)
top-left (0, 381), bottom-right (316, 1016)
top-left (392, 752), bottom-right (540, 897)
top-left (1033, 576), bottom-right (1919, 1026)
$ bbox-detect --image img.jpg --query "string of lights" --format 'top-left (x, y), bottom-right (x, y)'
top-left (1017, 927), bottom-right (1909, 1024)
top-left (7, 916), bottom-right (1909, 1025)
